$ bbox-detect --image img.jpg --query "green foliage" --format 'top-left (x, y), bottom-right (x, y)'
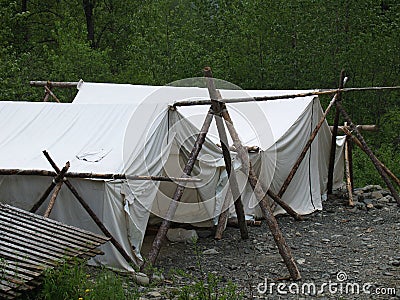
top-left (36, 260), bottom-right (139, 300)
top-left (0, 0), bottom-right (399, 184)
top-left (178, 273), bottom-right (244, 300)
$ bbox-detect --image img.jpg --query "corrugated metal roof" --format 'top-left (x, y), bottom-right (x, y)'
top-left (0, 203), bottom-right (110, 299)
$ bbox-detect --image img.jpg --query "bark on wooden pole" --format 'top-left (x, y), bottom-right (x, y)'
top-left (203, 67), bottom-right (248, 240)
top-left (221, 108), bottom-right (301, 280)
top-left (42, 151), bottom-right (135, 265)
top-left (0, 169), bottom-right (201, 182)
top-left (335, 104), bottom-right (400, 206)
top-left (173, 86), bottom-right (400, 107)
top-left (341, 126), bottom-right (400, 188)
top-left (30, 162), bottom-right (71, 213)
top-left (344, 134), bottom-right (354, 206)
top-left (348, 137), bottom-right (354, 191)
top-left (30, 81), bottom-right (79, 88)
top-left (329, 125), bottom-right (378, 132)
top-left (43, 162), bottom-right (70, 217)
top-left (44, 85), bottom-right (61, 103)
top-left (142, 110), bottom-right (215, 271)
top-left (277, 92), bottom-right (339, 199)
top-left (215, 185), bottom-right (233, 240)
top-left (327, 70), bottom-right (346, 195)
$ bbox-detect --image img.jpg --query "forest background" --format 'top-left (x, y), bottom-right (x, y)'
top-left (0, 0), bottom-right (399, 187)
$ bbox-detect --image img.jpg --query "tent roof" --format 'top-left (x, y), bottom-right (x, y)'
top-left (74, 82), bottom-right (317, 150)
top-left (0, 83), bottom-right (319, 173)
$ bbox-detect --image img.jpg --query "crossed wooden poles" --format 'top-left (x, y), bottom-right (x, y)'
top-left (26, 150), bottom-right (202, 267)
top-left (143, 68), bottom-right (400, 280)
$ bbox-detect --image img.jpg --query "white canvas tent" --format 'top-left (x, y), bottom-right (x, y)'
top-left (0, 82), bottom-right (344, 271)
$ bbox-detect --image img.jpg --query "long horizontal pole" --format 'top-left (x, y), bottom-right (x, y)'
top-left (0, 169), bottom-right (201, 182)
top-left (173, 86), bottom-right (400, 107)
top-left (30, 81), bottom-right (79, 88)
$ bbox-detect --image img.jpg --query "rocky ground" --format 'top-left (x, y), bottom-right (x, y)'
top-left (140, 185), bottom-right (400, 299)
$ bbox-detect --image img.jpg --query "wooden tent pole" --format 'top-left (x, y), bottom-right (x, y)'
top-left (344, 131), bottom-right (354, 206)
top-left (30, 162), bottom-right (73, 213)
top-left (173, 86), bottom-right (400, 107)
top-left (327, 70), bottom-right (346, 194)
top-left (341, 127), bottom-right (400, 188)
top-left (142, 110), bottom-right (215, 271)
top-left (220, 108), bottom-right (301, 280)
top-left (44, 85), bottom-right (61, 103)
top-left (42, 151), bottom-right (135, 265)
top-left (43, 162), bottom-right (70, 217)
top-left (335, 104), bottom-right (400, 206)
top-left (0, 169), bottom-right (201, 183)
top-left (348, 135), bottom-right (355, 191)
top-left (277, 91), bottom-right (339, 199)
top-left (203, 67), bottom-right (248, 240)
top-left (30, 81), bottom-right (79, 88)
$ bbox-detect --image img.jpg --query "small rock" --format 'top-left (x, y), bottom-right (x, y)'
top-left (371, 191), bottom-right (383, 199)
top-left (202, 248), bottom-right (219, 255)
top-left (383, 272), bottom-right (394, 277)
top-left (391, 261), bottom-right (400, 267)
top-left (151, 273), bottom-right (165, 283)
top-left (134, 272), bottom-right (150, 286)
top-left (373, 217), bottom-right (384, 222)
top-left (366, 203), bottom-right (374, 210)
top-left (363, 198), bottom-right (374, 205)
top-left (321, 238), bottom-right (331, 243)
top-left (297, 258), bottom-right (306, 265)
top-left (147, 291), bottom-right (162, 298)
top-left (166, 228), bottom-right (198, 243)
top-left (378, 197), bottom-right (390, 203)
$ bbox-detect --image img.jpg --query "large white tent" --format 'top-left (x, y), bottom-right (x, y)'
top-left (0, 82), bottom-right (344, 271)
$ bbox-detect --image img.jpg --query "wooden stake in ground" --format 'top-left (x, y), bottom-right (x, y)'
top-left (327, 70), bottom-right (346, 194)
top-left (335, 103), bottom-right (400, 206)
top-left (203, 67), bottom-right (248, 240)
top-left (344, 131), bottom-right (354, 206)
top-left (142, 110), bottom-right (215, 271)
top-left (220, 108), bottom-right (301, 280)
top-left (43, 162), bottom-right (70, 217)
top-left (42, 150), bottom-right (135, 266)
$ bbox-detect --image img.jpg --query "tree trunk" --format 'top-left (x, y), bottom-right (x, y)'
top-left (82, 0), bottom-right (95, 48)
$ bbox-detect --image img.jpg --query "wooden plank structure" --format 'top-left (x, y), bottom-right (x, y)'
top-left (0, 203), bottom-right (109, 299)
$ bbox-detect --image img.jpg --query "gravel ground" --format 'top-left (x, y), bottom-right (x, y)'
top-left (141, 186), bottom-right (400, 299)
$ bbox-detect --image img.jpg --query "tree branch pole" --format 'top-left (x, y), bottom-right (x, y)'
top-left (327, 70), bottom-right (346, 195)
top-left (29, 163), bottom-right (73, 213)
top-left (142, 110), bottom-right (215, 271)
top-left (277, 90), bottom-right (340, 199)
top-left (44, 85), bottom-right (61, 103)
top-left (0, 169), bottom-right (201, 183)
top-left (335, 104), bottom-right (400, 206)
top-left (173, 86), bottom-right (400, 107)
top-left (220, 108), bottom-right (301, 280)
top-left (341, 127), bottom-right (400, 188)
top-left (203, 67), bottom-right (248, 240)
top-left (42, 150), bottom-right (135, 266)
top-left (344, 132), bottom-right (354, 206)
top-left (43, 162), bottom-right (70, 217)
top-left (30, 81), bottom-right (79, 88)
